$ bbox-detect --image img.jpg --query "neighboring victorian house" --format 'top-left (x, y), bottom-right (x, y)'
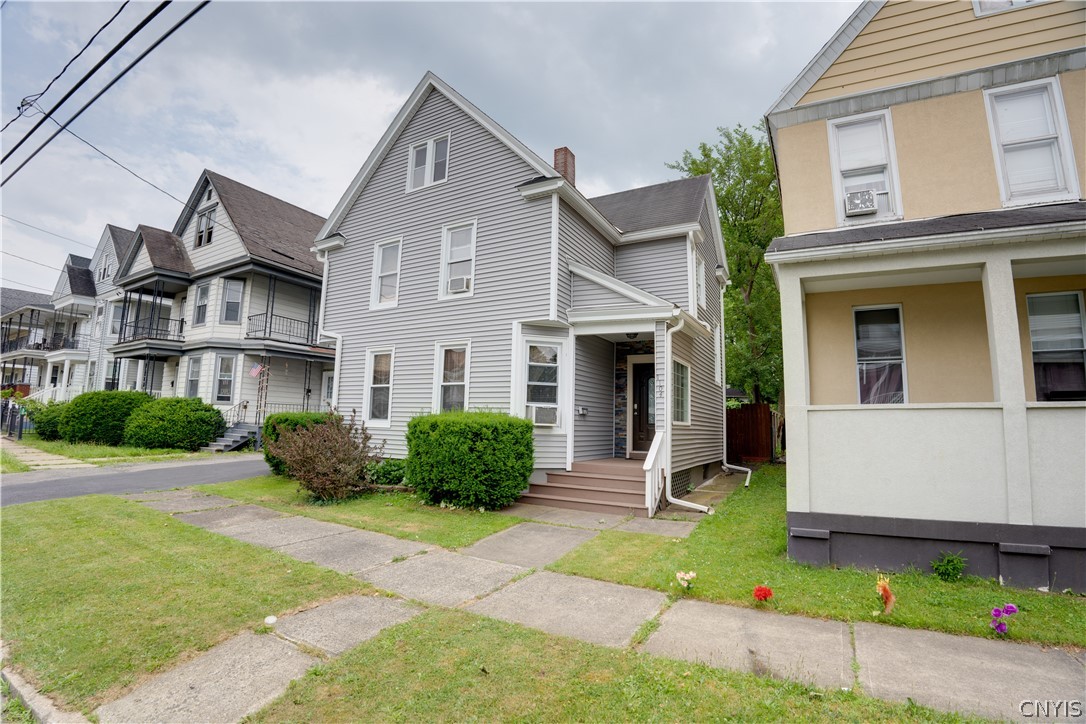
top-left (101, 170), bottom-right (334, 432)
top-left (1, 288), bottom-right (57, 392)
top-left (765, 0), bottom-right (1085, 590)
top-left (315, 72), bottom-right (728, 517)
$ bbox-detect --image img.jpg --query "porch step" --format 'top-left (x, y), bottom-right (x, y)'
top-left (201, 423), bottom-right (259, 453)
top-left (518, 492), bottom-right (649, 518)
top-left (569, 459), bottom-right (644, 479)
top-left (544, 471), bottom-right (643, 492)
top-left (527, 481), bottom-right (643, 506)
top-left (518, 457), bottom-right (652, 517)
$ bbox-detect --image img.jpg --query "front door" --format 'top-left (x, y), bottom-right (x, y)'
top-left (631, 362), bottom-right (655, 456)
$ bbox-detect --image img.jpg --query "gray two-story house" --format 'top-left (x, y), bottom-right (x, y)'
top-left (317, 73), bottom-right (729, 516)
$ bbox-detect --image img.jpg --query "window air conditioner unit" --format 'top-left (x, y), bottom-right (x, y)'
top-left (528, 404), bottom-right (558, 427)
top-left (844, 189), bottom-right (877, 216)
top-left (448, 276), bottom-right (471, 294)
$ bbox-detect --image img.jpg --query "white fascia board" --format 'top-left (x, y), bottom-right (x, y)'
top-left (616, 222), bottom-right (701, 245)
top-left (521, 178), bottom-right (622, 244)
top-left (571, 320), bottom-right (656, 336)
top-left (567, 261), bottom-right (671, 307)
top-left (765, 221), bottom-right (1086, 266)
top-left (567, 305), bottom-right (677, 324)
top-left (171, 170), bottom-right (211, 237)
top-left (320, 72), bottom-right (558, 242)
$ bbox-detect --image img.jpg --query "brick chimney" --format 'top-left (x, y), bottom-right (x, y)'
top-left (554, 147), bottom-right (575, 187)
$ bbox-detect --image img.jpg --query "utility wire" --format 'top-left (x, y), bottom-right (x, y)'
top-left (1, 1), bottom-right (130, 133)
top-left (2, 0), bottom-right (211, 186)
top-left (1, 1), bottom-right (170, 164)
top-left (1, 251), bottom-right (64, 271)
top-left (0, 215), bottom-right (97, 250)
top-left (1, 277), bottom-right (54, 293)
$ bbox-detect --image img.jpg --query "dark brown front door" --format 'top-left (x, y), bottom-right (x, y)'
top-left (631, 362), bottom-right (655, 454)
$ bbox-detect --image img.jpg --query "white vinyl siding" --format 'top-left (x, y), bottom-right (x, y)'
top-left (828, 110), bottom-right (902, 225)
top-left (407, 133), bottom-right (450, 191)
top-left (370, 237), bottom-right (402, 309)
top-left (221, 279), bottom-right (243, 323)
top-left (439, 220), bottom-right (477, 299)
top-left (614, 237), bottom-right (689, 307)
top-left (365, 348), bottom-right (394, 426)
top-left (985, 78), bottom-right (1079, 205)
top-left (434, 341), bottom-right (469, 412)
top-left (854, 305), bottom-right (907, 404)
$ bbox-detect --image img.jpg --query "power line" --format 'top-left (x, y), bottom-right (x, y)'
top-left (2, 1), bottom-right (211, 187)
top-left (2, 251), bottom-right (64, 271)
top-left (0, 215), bottom-right (97, 250)
top-left (1, 277), bottom-right (54, 293)
top-left (1, 1), bottom-right (170, 164)
top-left (1, 1), bottom-right (130, 133)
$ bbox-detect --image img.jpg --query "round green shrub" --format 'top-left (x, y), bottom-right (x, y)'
top-left (123, 397), bottom-right (226, 451)
top-left (372, 458), bottom-right (406, 487)
top-left (59, 390), bottom-right (154, 446)
top-left (406, 411), bottom-right (534, 509)
top-left (262, 412), bottom-right (332, 475)
top-left (30, 401), bottom-right (67, 441)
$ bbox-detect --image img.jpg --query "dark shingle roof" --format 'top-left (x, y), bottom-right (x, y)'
top-left (769, 202), bottom-right (1086, 254)
top-left (206, 170), bottom-right (325, 276)
top-left (64, 254), bottom-right (96, 297)
top-left (1, 288), bottom-right (53, 316)
top-left (134, 225), bottom-right (194, 275)
top-left (106, 224), bottom-right (136, 262)
top-left (589, 175), bottom-right (711, 234)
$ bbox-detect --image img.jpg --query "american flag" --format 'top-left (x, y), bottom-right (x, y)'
top-left (249, 363), bottom-right (264, 378)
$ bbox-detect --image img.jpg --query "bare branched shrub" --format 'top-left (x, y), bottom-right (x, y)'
top-left (265, 411), bottom-right (383, 501)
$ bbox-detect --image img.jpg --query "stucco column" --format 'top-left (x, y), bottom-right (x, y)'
top-left (778, 268), bottom-right (811, 513)
top-left (61, 359), bottom-right (71, 390)
top-left (135, 359), bottom-right (145, 392)
top-left (981, 257), bottom-right (1032, 526)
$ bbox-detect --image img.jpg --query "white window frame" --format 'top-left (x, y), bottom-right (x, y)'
top-left (220, 279), bottom-right (244, 324)
top-left (696, 254), bottom-right (707, 310)
top-left (1025, 290), bottom-right (1086, 401)
top-left (853, 304), bottom-right (909, 405)
top-left (983, 77), bottom-right (1080, 207)
top-left (193, 284), bottom-right (210, 326)
top-left (432, 340), bottom-right (471, 413)
top-left (510, 334), bottom-right (568, 431)
top-left (972, 0), bottom-right (1052, 17)
top-left (109, 302), bottom-right (123, 335)
top-left (406, 132), bottom-right (451, 192)
top-left (827, 109), bottom-right (904, 227)
top-left (186, 356), bottom-right (202, 398)
top-left (438, 219), bottom-right (478, 301)
top-left (195, 207), bottom-right (216, 248)
top-left (214, 354), bottom-right (234, 403)
top-left (672, 356), bottom-right (692, 425)
top-left (369, 237), bottom-right (403, 310)
top-left (364, 347), bottom-right (394, 428)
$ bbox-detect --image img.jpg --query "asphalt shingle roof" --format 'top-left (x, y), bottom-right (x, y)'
top-left (589, 175), bottom-right (711, 234)
top-left (64, 255), bottom-right (97, 297)
top-left (106, 224), bottom-right (136, 262)
top-left (0, 288), bottom-right (53, 317)
top-left (134, 225), bottom-right (194, 275)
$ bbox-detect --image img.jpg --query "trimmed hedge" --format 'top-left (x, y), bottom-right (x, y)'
top-left (30, 401), bottom-right (67, 441)
top-left (406, 411), bottom-right (533, 509)
top-left (262, 412), bottom-right (332, 475)
top-left (372, 458), bottom-right (406, 487)
top-left (59, 391), bottom-right (153, 445)
top-left (123, 397), bottom-right (226, 451)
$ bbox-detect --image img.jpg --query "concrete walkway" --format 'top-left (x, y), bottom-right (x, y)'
top-left (10, 490), bottom-right (1082, 723)
top-left (0, 437), bottom-right (94, 470)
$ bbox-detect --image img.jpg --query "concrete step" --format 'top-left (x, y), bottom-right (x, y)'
top-left (529, 481), bottom-right (644, 506)
top-left (544, 471), bottom-right (643, 491)
top-left (518, 492), bottom-right (648, 518)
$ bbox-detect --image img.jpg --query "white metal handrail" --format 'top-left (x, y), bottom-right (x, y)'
top-left (643, 430), bottom-right (666, 517)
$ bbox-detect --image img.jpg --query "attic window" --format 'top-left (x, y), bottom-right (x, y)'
top-left (407, 133), bottom-right (450, 191)
top-left (205, 188), bottom-right (212, 202)
top-left (195, 209), bottom-right (215, 248)
top-left (972, 0), bottom-right (1050, 16)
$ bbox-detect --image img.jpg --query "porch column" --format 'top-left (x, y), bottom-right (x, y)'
top-left (778, 268), bottom-right (811, 514)
top-left (62, 360), bottom-right (71, 389)
top-left (981, 257), bottom-right (1032, 526)
top-left (135, 359), bottom-right (145, 391)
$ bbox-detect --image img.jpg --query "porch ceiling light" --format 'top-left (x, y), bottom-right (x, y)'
top-left (625, 332), bottom-right (638, 339)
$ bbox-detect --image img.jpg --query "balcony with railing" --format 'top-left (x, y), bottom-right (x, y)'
top-left (246, 313), bottom-right (314, 345)
top-left (2, 333), bottom-right (90, 355)
top-left (119, 318), bottom-right (185, 343)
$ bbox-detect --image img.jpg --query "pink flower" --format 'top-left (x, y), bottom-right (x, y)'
top-left (1002, 604), bottom-right (1018, 615)
top-left (991, 607), bottom-right (1003, 618)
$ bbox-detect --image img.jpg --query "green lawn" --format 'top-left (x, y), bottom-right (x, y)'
top-left (198, 475), bottom-right (521, 548)
top-left (1, 680), bottom-right (35, 724)
top-left (551, 465), bottom-right (1085, 648)
top-left (17, 432), bottom-right (201, 464)
top-left (253, 608), bottom-right (965, 723)
top-left (1, 496), bottom-right (364, 712)
top-left (0, 449), bottom-right (30, 473)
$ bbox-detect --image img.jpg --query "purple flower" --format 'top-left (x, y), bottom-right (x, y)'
top-left (1002, 604), bottom-right (1018, 615)
top-left (991, 607), bottom-right (1003, 618)
top-left (994, 621), bottom-right (1007, 634)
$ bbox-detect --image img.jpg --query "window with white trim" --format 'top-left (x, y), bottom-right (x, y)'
top-left (186, 356), bottom-right (202, 398)
top-left (215, 354), bottom-right (234, 403)
top-left (986, 79), bottom-right (1078, 205)
top-left (526, 343), bottom-right (559, 426)
top-left (366, 349), bottom-right (393, 425)
top-left (1026, 292), bottom-right (1086, 401)
top-left (193, 284), bottom-right (210, 326)
top-left (94, 305), bottom-right (103, 336)
top-left (696, 255), bottom-right (706, 309)
top-left (973, 0), bottom-right (1049, 16)
top-left (109, 303), bottom-right (123, 335)
top-left (672, 359), bottom-right (691, 423)
top-left (195, 208), bottom-right (215, 247)
top-left (829, 111), bottom-right (900, 224)
top-left (407, 133), bottom-right (450, 191)
top-left (371, 238), bottom-right (402, 309)
top-left (221, 279), bottom-right (243, 323)
top-left (854, 306), bottom-right (906, 404)
top-left (435, 343), bottom-right (468, 412)
top-left (440, 220), bottom-right (476, 298)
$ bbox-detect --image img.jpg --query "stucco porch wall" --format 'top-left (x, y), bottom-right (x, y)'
top-left (1027, 405), bottom-right (1086, 529)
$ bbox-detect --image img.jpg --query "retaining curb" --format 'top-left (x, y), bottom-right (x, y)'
top-left (1, 662), bottom-right (89, 724)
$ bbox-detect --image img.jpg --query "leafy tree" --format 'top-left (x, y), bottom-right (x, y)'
top-left (669, 123), bottom-right (783, 403)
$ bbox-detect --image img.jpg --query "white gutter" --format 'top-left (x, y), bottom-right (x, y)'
top-left (664, 316), bottom-right (712, 514)
top-left (312, 234), bottom-right (345, 410)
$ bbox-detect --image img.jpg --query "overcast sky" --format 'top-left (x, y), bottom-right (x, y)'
top-left (1, 0), bottom-right (857, 296)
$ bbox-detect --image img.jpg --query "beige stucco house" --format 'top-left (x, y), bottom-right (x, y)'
top-left (765, 0), bottom-right (1085, 591)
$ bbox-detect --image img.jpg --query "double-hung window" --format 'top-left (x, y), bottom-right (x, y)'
top-left (215, 355), bottom-right (234, 403)
top-left (440, 220), bottom-right (476, 298)
top-left (672, 359), bottom-right (691, 423)
top-left (109, 303), bottom-right (123, 335)
top-left (854, 306), bottom-right (906, 404)
top-left (371, 238), bottom-right (402, 309)
top-left (829, 110), bottom-right (900, 224)
top-left (186, 356), bottom-right (202, 398)
top-left (526, 343), bottom-right (559, 426)
top-left (435, 342), bottom-right (468, 412)
top-left (407, 134), bottom-right (450, 191)
top-left (1027, 292), bottom-right (1086, 401)
top-left (221, 280), bottom-right (243, 323)
top-left (193, 284), bottom-right (210, 326)
top-left (366, 349), bottom-right (393, 426)
top-left (986, 79), bottom-right (1078, 205)
top-left (195, 208), bottom-right (215, 247)
top-left (696, 255), bottom-right (706, 310)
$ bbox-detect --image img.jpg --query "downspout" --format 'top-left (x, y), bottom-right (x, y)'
top-left (314, 240), bottom-right (344, 412)
top-left (664, 313), bottom-right (712, 513)
top-left (717, 276), bottom-right (751, 488)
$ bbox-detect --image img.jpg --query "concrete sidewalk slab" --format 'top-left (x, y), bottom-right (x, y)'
top-left (855, 622), bottom-right (1086, 720)
top-left (274, 595), bottom-right (421, 655)
top-left (140, 494), bottom-right (240, 514)
top-left (643, 600), bottom-right (853, 689)
top-left (616, 517), bottom-right (698, 538)
top-left (469, 571), bottom-right (666, 648)
top-left (362, 551), bottom-right (525, 606)
top-left (460, 522), bottom-right (597, 568)
top-left (120, 489), bottom-right (196, 502)
top-left (278, 528), bottom-right (429, 574)
top-left (95, 632), bottom-right (315, 724)
top-left (175, 504), bottom-right (287, 531)
top-left (525, 507), bottom-right (627, 531)
top-left (216, 516), bottom-right (355, 549)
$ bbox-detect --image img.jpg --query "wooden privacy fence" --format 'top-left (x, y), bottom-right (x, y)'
top-left (726, 402), bottom-right (774, 464)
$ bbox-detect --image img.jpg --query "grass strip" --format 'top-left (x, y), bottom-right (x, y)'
top-left (0, 449), bottom-right (31, 473)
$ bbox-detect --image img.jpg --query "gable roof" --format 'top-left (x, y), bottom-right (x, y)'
top-left (589, 176), bottom-right (712, 234)
top-left (766, 0), bottom-right (885, 115)
top-left (105, 224), bottom-right (136, 262)
top-left (1, 288), bottom-right (53, 317)
top-left (63, 254), bottom-right (96, 297)
top-left (121, 224), bottom-right (194, 277)
top-left (318, 71), bottom-right (558, 241)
